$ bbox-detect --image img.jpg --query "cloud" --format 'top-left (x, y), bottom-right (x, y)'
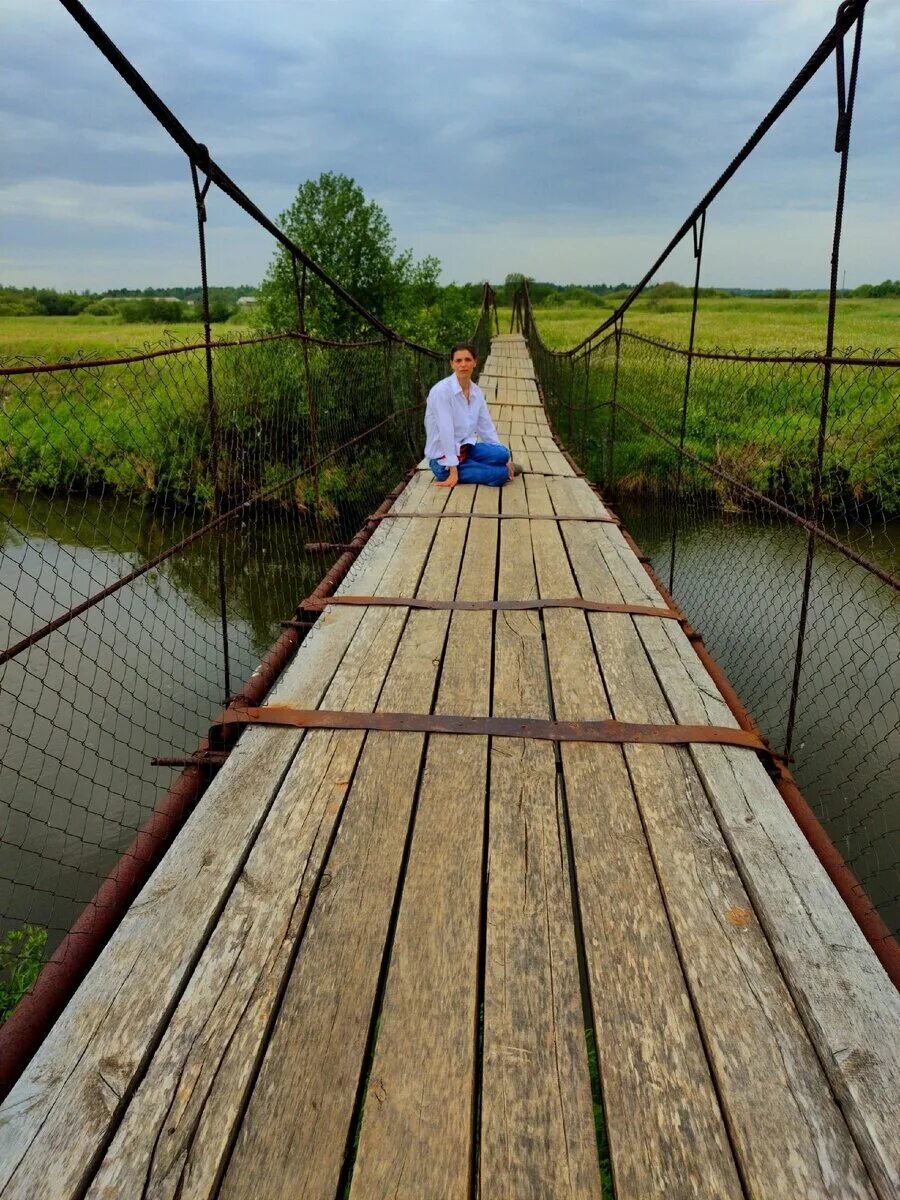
top-left (2, 0), bottom-right (897, 289)
top-left (0, 180), bottom-right (184, 231)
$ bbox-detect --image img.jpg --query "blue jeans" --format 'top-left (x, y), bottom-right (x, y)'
top-left (429, 442), bottom-right (511, 487)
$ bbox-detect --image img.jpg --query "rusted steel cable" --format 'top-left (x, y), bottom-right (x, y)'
top-left (57, 0), bottom-right (442, 358)
top-left (0, 461), bottom-right (421, 1099)
top-left (609, 330), bottom-right (900, 370)
top-left (0, 405), bottom-right (425, 666)
top-left (608, 400), bottom-right (900, 594)
top-left (0, 331), bottom-right (396, 377)
top-left (562, 0), bottom-right (870, 354)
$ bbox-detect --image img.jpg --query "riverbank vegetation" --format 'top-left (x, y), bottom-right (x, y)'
top-left (3, 274), bottom-right (897, 518)
top-left (0, 924), bottom-right (46, 1023)
top-left (495, 296), bottom-right (899, 516)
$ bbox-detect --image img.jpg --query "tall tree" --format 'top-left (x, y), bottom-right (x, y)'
top-left (260, 172), bottom-right (439, 339)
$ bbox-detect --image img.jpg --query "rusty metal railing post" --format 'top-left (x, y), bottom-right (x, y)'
top-left (291, 258), bottom-right (322, 545)
top-left (191, 155), bottom-right (231, 700)
top-left (667, 209), bottom-right (707, 595)
top-left (580, 345), bottom-right (592, 468)
top-left (606, 319), bottom-right (623, 489)
top-left (785, 0), bottom-right (865, 759)
top-left (566, 357), bottom-right (575, 444)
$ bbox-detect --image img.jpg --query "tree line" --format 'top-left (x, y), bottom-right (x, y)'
top-left (4, 169), bottom-right (897, 340)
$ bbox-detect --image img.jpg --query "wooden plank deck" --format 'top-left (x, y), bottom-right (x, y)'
top-left (1, 334), bottom-right (898, 1200)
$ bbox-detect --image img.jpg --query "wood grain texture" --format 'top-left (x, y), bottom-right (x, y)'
top-left (480, 468), bottom-right (602, 1199)
top-left (551, 474), bottom-right (896, 1198)
top-left (82, 484), bottom-right (456, 1200)
top-left (217, 486), bottom-right (475, 1200)
top-left (557, 480), bottom-right (875, 1199)
top-left (526, 474), bottom-right (744, 1200)
top-left (635, 614), bottom-right (900, 1200)
top-left (0, 472), bottom-right (437, 1200)
top-left (350, 485), bottom-right (499, 1199)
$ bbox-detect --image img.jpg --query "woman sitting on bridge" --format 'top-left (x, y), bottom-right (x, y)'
top-left (426, 343), bottom-right (517, 487)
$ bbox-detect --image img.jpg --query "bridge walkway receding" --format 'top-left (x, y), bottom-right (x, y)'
top-left (0, 335), bottom-right (897, 1200)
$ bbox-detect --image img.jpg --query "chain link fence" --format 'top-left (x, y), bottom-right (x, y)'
top-left (520, 301), bottom-right (899, 943)
top-left (0, 325), bottom-right (475, 964)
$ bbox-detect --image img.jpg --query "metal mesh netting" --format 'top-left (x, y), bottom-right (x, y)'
top-left (521, 307), bottom-right (900, 940)
top-left (0, 0), bottom-right (500, 1051)
top-left (0, 327), bottom-right (464, 954)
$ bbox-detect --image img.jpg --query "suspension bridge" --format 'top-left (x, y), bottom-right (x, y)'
top-left (1, 0), bottom-right (899, 1197)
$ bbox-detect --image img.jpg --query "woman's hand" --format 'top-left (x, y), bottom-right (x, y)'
top-left (434, 466), bottom-right (459, 488)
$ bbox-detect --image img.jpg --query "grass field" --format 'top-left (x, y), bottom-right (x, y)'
top-left (0, 315), bottom-right (251, 359)
top-left (497, 297), bottom-right (900, 354)
top-left (2, 300), bottom-right (896, 362)
top-left (1, 306), bottom-right (897, 514)
top-left (496, 299), bottom-right (899, 515)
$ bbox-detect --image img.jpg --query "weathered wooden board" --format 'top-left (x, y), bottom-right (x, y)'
top-left (0, 472), bottom-right (441, 1200)
top-left (547, 470), bottom-right (900, 1196)
top-left (218, 487), bottom-right (476, 1200)
top-left (480, 473), bottom-right (602, 1199)
top-left (350, 485), bottom-right (499, 1198)
top-left (635, 614), bottom-right (900, 1200)
top-left (551, 476), bottom-right (876, 1200)
top-left (526, 474), bottom-right (744, 1200)
top-left (81, 485), bottom-right (460, 1200)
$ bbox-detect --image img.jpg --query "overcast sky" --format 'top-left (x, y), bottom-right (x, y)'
top-left (2, 0), bottom-right (898, 291)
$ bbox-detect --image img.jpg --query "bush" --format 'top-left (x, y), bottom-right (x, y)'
top-left (0, 924), bottom-right (47, 1023)
top-left (117, 298), bottom-right (189, 323)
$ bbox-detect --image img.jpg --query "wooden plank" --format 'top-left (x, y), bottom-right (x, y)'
top-left (550, 478), bottom-right (877, 1199)
top-left (350, 486), bottom-right (499, 1198)
top-left (217, 486), bottom-right (477, 1200)
top-left (633, 613), bottom-right (900, 1200)
top-left (545, 482), bottom-right (899, 1190)
top-left (480, 473), bottom-right (602, 1199)
top-left (81, 485), bottom-right (458, 1200)
top-left (0, 472), bottom-right (442, 1200)
top-left (544, 449), bottom-right (575, 476)
top-left (525, 474), bottom-right (744, 1200)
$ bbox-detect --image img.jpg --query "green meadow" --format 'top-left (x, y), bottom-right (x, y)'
top-left (0, 314), bottom-right (248, 359)
top-left (1, 302), bottom-right (898, 515)
top-left (498, 298), bottom-right (899, 515)
top-left (498, 296), bottom-right (900, 353)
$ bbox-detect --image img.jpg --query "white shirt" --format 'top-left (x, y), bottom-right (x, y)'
top-left (424, 374), bottom-right (501, 467)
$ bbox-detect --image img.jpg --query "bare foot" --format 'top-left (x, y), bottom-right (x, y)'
top-left (507, 461), bottom-right (515, 481)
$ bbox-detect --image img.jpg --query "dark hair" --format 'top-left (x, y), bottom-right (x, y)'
top-left (449, 342), bottom-right (478, 361)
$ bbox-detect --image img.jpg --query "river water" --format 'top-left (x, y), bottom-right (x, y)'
top-left (619, 496), bottom-right (899, 936)
top-left (1, 490), bottom-right (898, 944)
top-left (0, 492), bottom-right (328, 944)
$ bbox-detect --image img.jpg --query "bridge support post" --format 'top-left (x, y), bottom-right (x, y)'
top-left (667, 209), bottom-right (706, 596)
top-left (606, 318), bottom-right (622, 489)
top-left (191, 156), bottom-right (231, 701)
top-left (291, 259), bottom-right (323, 548)
top-left (580, 346), bottom-right (592, 469)
top-left (785, 3), bottom-right (865, 759)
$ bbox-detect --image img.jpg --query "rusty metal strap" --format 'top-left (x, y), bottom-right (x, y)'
top-left (369, 511), bottom-right (620, 524)
top-left (213, 706), bottom-right (768, 753)
top-left (300, 595), bottom-right (679, 618)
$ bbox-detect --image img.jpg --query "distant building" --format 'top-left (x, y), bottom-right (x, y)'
top-left (236, 296), bottom-right (258, 307)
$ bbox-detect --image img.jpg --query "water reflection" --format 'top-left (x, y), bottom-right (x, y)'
top-left (620, 496), bottom-right (900, 937)
top-left (0, 491), bottom-right (327, 944)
